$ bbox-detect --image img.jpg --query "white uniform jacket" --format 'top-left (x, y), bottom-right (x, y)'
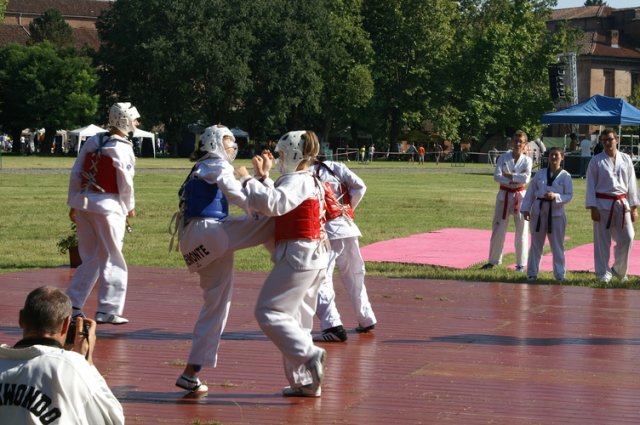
top-left (493, 150), bottom-right (532, 198)
top-left (316, 161), bottom-right (366, 240)
top-left (0, 344), bottom-right (124, 425)
top-left (521, 168), bottom-right (573, 217)
top-left (585, 151), bottom-right (638, 211)
top-left (179, 157), bottom-right (254, 272)
top-left (244, 171), bottom-right (328, 271)
top-left (67, 134), bottom-right (135, 216)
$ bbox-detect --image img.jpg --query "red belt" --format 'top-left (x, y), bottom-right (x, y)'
top-left (596, 192), bottom-right (627, 229)
top-left (499, 185), bottom-right (525, 220)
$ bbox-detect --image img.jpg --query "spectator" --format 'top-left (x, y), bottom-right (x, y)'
top-left (368, 144), bottom-right (375, 162)
top-left (418, 144), bottom-right (426, 165)
top-left (407, 142), bottom-right (418, 162)
top-left (579, 134), bottom-right (593, 178)
top-left (585, 128), bottom-right (638, 283)
top-left (488, 145), bottom-right (499, 166)
top-left (434, 142), bottom-right (443, 166)
top-left (0, 286), bottom-right (124, 424)
top-left (359, 145), bottom-right (366, 163)
top-left (568, 133), bottom-right (578, 152)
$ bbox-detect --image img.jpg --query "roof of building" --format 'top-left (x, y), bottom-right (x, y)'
top-left (6, 0), bottom-right (112, 18)
top-left (550, 5), bottom-right (612, 21)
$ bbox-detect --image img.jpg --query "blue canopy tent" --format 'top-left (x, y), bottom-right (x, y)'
top-left (541, 95), bottom-right (640, 176)
top-left (541, 94), bottom-right (640, 125)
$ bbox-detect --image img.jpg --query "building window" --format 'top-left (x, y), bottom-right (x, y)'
top-left (603, 69), bottom-right (615, 97)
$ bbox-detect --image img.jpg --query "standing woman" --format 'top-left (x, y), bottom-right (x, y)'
top-left (173, 125), bottom-right (273, 393)
top-left (521, 147), bottom-right (573, 281)
top-left (67, 102), bottom-right (140, 325)
top-left (236, 130), bottom-right (329, 397)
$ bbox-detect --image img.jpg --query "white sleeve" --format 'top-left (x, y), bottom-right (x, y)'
top-left (84, 365), bottom-right (125, 425)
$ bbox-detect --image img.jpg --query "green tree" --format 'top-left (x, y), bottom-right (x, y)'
top-left (444, 0), bottom-right (564, 143)
top-left (584, 0), bottom-right (607, 6)
top-left (316, 0), bottom-right (374, 144)
top-left (361, 0), bottom-right (457, 147)
top-left (96, 0), bottom-right (255, 154)
top-left (0, 42), bottom-right (99, 154)
top-left (0, 0), bottom-right (7, 20)
top-left (28, 8), bottom-right (74, 48)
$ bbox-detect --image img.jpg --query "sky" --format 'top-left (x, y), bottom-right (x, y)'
top-left (555, 0), bottom-right (640, 8)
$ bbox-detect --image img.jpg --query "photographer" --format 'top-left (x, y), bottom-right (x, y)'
top-left (0, 286), bottom-right (124, 425)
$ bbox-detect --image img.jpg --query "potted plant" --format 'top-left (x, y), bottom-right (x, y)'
top-left (57, 222), bottom-right (81, 268)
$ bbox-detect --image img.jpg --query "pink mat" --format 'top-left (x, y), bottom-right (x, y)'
top-left (538, 243), bottom-right (640, 276)
top-left (361, 228), bottom-right (515, 269)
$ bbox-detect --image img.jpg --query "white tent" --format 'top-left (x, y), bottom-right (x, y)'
top-left (68, 125), bottom-right (156, 157)
top-left (68, 124), bottom-right (107, 153)
top-left (132, 128), bottom-right (156, 158)
top-left (231, 127), bottom-right (249, 140)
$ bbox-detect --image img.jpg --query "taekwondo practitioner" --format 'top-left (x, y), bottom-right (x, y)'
top-left (585, 128), bottom-right (638, 283)
top-left (481, 130), bottom-right (532, 271)
top-left (236, 130), bottom-right (329, 397)
top-left (66, 102), bottom-right (140, 325)
top-left (312, 160), bottom-right (377, 342)
top-left (173, 125), bottom-right (273, 393)
top-left (521, 147), bottom-right (573, 281)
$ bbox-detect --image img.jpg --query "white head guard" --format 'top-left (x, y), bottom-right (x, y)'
top-left (109, 102), bottom-right (140, 134)
top-left (199, 125), bottom-right (237, 162)
top-left (275, 131), bottom-right (308, 174)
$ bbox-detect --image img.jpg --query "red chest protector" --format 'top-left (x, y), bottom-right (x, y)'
top-left (81, 144), bottom-right (119, 194)
top-left (324, 182), bottom-right (355, 220)
top-left (275, 198), bottom-right (321, 242)
top-left (315, 161), bottom-right (355, 221)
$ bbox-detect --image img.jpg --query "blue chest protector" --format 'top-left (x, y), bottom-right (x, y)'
top-left (180, 177), bottom-right (228, 222)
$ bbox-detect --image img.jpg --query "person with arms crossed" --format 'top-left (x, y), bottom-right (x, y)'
top-left (481, 130), bottom-right (532, 271)
top-left (312, 160), bottom-right (377, 342)
top-left (585, 128), bottom-right (638, 283)
top-left (521, 148), bottom-right (573, 282)
top-left (0, 286), bottom-right (124, 425)
top-left (171, 125), bottom-right (273, 394)
top-left (236, 130), bottom-right (329, 397)
top-left (66, 102), bottom-right (140, 325)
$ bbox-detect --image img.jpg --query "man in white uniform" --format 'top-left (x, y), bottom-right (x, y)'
top-left (67, 103), bottom-right (140, 325)
top-left (585, 128), bottom-right (638, 283)
top-left (481, 130), bottom-right (532, 271)
top-left (312, 160), bottom-right (376, 342)
top-left (0, 286), bottom-right (124, 424)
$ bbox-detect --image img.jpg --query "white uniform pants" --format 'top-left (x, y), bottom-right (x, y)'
top-left (488, 200), bottom-right (529, 267)
top-left (67, 210), bottom-right (127, 315)
top-left (255, 261), bottom-right (326, 387)
top-left (593, 206), bottom-right (634, 279)
top-left (187, 217), bottom-right (274, 368)
top-left (316, 237), bottom-right (376, 330)
top-left (527, 211), bottom-right (566, 280)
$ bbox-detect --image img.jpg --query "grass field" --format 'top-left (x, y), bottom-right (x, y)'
top-left (0, 154), bottom-right (636, 288)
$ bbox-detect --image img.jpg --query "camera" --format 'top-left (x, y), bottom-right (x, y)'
top-left (65, 317), bottom-right (90, 345)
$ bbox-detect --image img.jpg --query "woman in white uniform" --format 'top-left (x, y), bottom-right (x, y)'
top-left (521, 147), bottom-right (573, 281)
top-left (236, 130), bottom-right (329, 397)
top-left (173, 125), bottom-right (273, 394)
top-left (312, 160), bottom-right (376, 342)
top-left (66, 102), bottom-right (140, 326)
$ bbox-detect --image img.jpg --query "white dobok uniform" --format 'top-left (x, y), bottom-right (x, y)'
top-left (521, 168), bottom-right (573, 280)
top-left (0, 342), bottom-right (124, 425)
top-left (314, 161), bottom-right (376, 331)
top-left (487, 151), bottom-right (532, 267)
top-left (243, 170), bottom-right (329, 388)
top-left (585, 151), bottom-right (638, 280)
top-left (67, 134), bottom-right (135, 316)
top-left (178, 158), bottom-right (273, 368)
